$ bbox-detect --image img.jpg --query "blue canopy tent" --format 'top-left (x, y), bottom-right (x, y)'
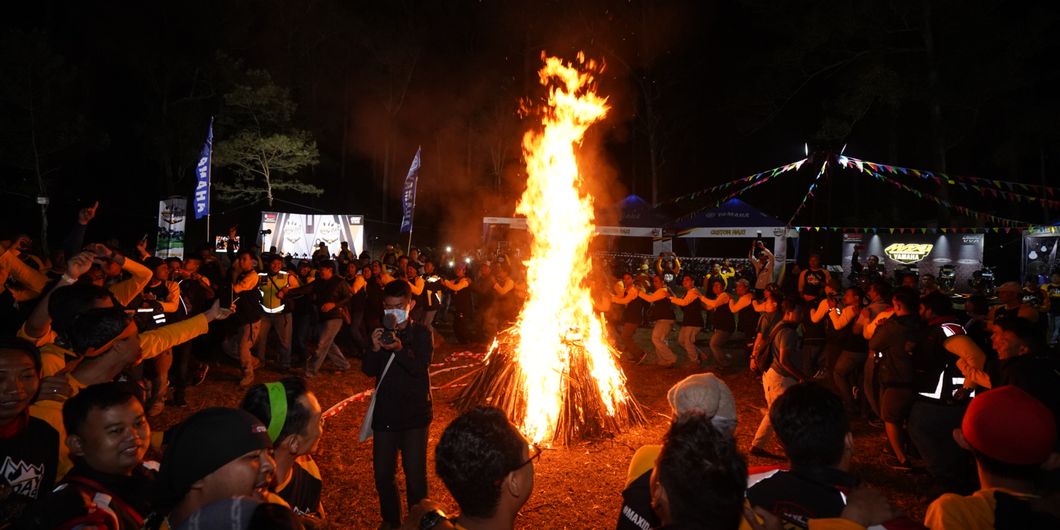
top-left (673, 198), bottom-right (797, 278)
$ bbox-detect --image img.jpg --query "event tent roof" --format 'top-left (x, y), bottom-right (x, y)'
top-left (675, 198), bottom-right (784, 229)
top-left (604, 194), bottom-right (672, 227)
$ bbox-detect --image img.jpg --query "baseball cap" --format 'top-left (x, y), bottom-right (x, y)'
top-left (962, 385), bottom-right (1056, 466)
top-left (667, 373), bottom-right (737, 421)
top-left (156, 408), bottom-right (272, 506)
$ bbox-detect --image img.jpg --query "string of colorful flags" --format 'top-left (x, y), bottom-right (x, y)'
top-left (674, 160), bottom-right (805, 221)
top-left (661, 158), bottom-right (807, 207)
top-left (839, 156), bottom-right (1060, 206)
top-left (792, 225), bottom-right (1037, 234)
top-left (659, 150), bottom-right (1056, 234)
top-left (786, 160), bottom-right (829, 226)
top-left (835, 158), bottom-right (1037, 227)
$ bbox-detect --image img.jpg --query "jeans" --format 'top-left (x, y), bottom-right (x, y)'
top-left (833, 350), bottom-right (868, 414)
top-left (709, 329), bottom-right (732, 365)
top-left (752, 367), bottom-right (796, 449)
top-left (373, 427), bottom-right (429, 527)
top-left (909, 400), bottom-right (976, 494)
top-left (226, 320), bottom-right (259, 370)
top-left (619, 322), bottom-right (644, 360)
top-left (864, 354), bottom-right (880, 419)
top-left (348, 310), bottom-right (370, 356)
top-left (422, 309), bottom-right (438, 334)
top-left (255, 312), bottom-right (293, 369)
top-left (292, 312), bottom-right (316, 363)
top-left (170, 341), bottom-right (194, 396)
top-left (1050, 313), bottom-right (1060, 344)
top-left (453, 311), bottom-right (475, 344)
top-left (308, 318), bottom-right (351, 375)
top-left (650, 320), bottom-right (676, 365)
top-left (677, 326), bottom-right (702, 363)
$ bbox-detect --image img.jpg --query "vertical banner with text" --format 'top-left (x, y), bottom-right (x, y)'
top-left (194, 118), bottom-right (213, 220)
top-left (400, 146), bottom-right (421, 234)
top-left (157, 197), bottom-right (187, 259)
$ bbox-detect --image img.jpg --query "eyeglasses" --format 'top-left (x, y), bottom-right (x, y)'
top-left (494, 444), bottom-right (541, 486)
top-left (514, 443), bottom-right (542, 471)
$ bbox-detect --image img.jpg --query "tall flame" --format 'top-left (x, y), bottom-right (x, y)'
top-left (511, 53), bottom-right (634, 444)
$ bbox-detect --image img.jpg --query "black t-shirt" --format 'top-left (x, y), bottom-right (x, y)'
top-left (0, 415), bottom-right (60, 525)
top-left (617, 469), bottom-right (657, 530)
top-left (278, 456), bottom-right (324, 518)
top-left (422, 274), bottom-right (444, 310)
top-left (712, 300), bottom-right (736, 332)
top-left (450, 280), bottom-right (473, 315)
top-left (747, 466), bottom-right (858, 529)
top-left (801, 269), bottom-right (827, 299)
top-left (22, 461), bottom-right (156, 530)
top-left (736, 298), bottom-right (757, 335)
top-left (680, 301), bottom-right (704, 328)
top-left (646, 292), bottom-right (675, 322)
top-left (622, 296), bottom-right (647, 326)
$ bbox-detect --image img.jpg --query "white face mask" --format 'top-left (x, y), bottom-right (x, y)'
top-left (384, 308), bottom-right (408, 326)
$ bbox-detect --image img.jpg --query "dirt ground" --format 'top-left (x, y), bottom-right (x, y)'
top-left (154, 327), bottom-right (931, 529)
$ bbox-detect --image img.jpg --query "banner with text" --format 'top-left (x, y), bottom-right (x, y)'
top-left (841, 233), bottom-right (984, 293)
top-left (260, 212), bottom-right (365, 259)
top-left (156, 197), bottom-right (187, 259)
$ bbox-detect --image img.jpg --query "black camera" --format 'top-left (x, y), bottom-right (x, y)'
top-left (380, 329), bottom-right (397, 345)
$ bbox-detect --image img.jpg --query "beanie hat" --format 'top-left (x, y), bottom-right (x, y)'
top-left (962, 385), bottom-right (1057, 466)
top-left (667, 373), bottom-right (737, 421)
top-left (156, 408), bottom-right (272, 506)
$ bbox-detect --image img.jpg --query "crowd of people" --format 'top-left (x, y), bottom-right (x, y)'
top-left (2, 201), bottom-right (1059, 529)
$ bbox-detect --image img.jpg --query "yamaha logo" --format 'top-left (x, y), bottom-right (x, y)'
top-left (884, 243), bottom-right (933, 264)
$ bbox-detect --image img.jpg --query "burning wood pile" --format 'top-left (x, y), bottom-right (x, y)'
top-left (455, 53), bottom-right (644, 446)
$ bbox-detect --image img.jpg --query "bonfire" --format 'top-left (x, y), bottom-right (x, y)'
top-left (455, 53), bottom-right (645, 445)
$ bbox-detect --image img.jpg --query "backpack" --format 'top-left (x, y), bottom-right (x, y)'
top-left (753, 321), bottom-right (799, 375)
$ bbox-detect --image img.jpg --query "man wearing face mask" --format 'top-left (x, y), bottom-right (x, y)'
top-left (363, 280), bottom-right (433, 529)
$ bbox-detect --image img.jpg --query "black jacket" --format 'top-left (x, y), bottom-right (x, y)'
top-left (19, 461), bottom-right (155, 530)
top-left (869, 314), bottom-right (921, 387)
top-left (747, 465), bottom-right (857, 529)
top-left (361, 322), bottom-right (433, 431)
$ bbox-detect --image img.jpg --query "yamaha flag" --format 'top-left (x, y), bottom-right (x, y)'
top-left (399, 146), bottom-right (421, 233)
top-left (194, 118), bottom-right (213, 220)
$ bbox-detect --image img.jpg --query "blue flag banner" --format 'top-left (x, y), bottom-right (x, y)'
top-left (400, 147), bottom-right (421, 233)
top-left (194, 118), bottom-right (213, 220)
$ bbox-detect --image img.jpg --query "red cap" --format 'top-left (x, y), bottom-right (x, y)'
top-left (962, 386), bottom-right (1057, 466)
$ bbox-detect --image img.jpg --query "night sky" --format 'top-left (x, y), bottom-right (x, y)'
top-left (3, 1), bottom-right (1059, 267)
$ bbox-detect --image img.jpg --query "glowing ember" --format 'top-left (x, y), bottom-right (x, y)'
top-left (456, 53), bottom-right (643, 445)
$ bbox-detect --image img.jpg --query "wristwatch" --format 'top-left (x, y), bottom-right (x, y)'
top-left (420, 509), bottom-right (447, 529)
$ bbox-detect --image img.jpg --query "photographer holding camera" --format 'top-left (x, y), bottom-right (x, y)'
top-left (363, 279), bottom-right (434, 528)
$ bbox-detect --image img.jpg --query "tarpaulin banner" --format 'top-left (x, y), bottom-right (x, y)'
top-left (156, 197), bottom-right (187, 259)
top-left (400, 147), bottom-right (421, 234)
top-left (841, 233), bottom-right (984, 293)
top-left (260, 212), bottom-right (365, 259)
